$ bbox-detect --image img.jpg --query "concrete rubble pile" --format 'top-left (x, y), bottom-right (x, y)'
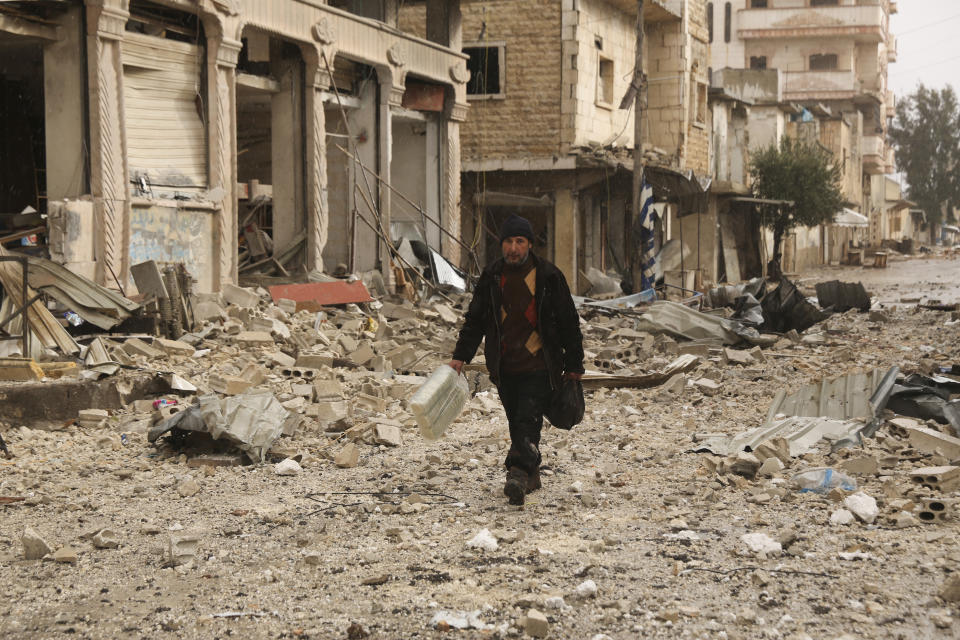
top-left (1, 256), bottom-right (960, 638)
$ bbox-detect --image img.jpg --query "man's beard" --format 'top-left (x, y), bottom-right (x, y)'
top-left (504, 251), bottom-right (529, 266)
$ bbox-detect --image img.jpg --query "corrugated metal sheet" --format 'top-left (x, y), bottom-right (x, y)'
top-left (122, 32), bottom-right (206, 189)
top-left (763, 368), bottom-right (887, 428)
top-left (695, 416), bottom-right (864, 457)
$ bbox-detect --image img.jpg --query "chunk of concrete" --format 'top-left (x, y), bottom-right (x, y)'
top-left (374, 424), bottom-right (403, 447)
top-left (21, 527), bottom-right (52, 560)
top-left (908, 427), bottom-right (960, 460)
top-left (335, 442), bottom-right (360, 468)
top-left (844, 492), bottom-right (879, 524)
top-left (524, 609), bottom-right (549, 638)
top-left (123, 338), bottom-right (165, 359)
top-left (0, 357), bottom-right (44, 381)
top-left (166, 532), bottom-right (200, 566)
top-left (155, 338), bottom-right (195, 356)
top-left (729, 451), bottom-right (762, 479)
top-left (233, 331), bottom-right (274, 346)
top-left (841, 455), bottom-right (879, 476)
top-left (222, 283), bottom-right (260, 308)
top-left (208, 374), bottom-right (253, 396)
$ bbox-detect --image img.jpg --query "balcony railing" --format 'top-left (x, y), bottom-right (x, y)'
top-left (738, 5), bottom-right (887, 42)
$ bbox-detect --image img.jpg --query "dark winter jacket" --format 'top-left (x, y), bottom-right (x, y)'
top-left (452, 252), bottom-right (585, 390)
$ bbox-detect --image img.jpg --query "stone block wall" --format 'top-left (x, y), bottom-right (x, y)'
top-left (563, 0), bottom-right (636, 149)
top-left (401, 0), bottom-right (564, 161)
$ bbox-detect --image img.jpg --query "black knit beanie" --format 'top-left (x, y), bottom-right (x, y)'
top-left (499, 215), bottom-right (535, 243)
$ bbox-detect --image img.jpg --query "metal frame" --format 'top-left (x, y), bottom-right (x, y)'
top-left (0, 255), bottom-right (35, 356)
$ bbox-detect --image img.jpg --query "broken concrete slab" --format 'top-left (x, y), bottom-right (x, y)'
top-left (155, 338), bottom-right (195, 356)
top-left (907, 427), bottom-right (960, 460)
top-left (0, 358), bottom-right (44, 382)
top-left (222, 283), bottom-right (260, 308)
top-left (123, 338), bottom-right (165, 359)
top-left (233, 331), bottom-right (274, 346)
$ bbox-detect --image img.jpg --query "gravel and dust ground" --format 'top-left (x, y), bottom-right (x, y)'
top-left (1, 251), bottom-right (959, 640)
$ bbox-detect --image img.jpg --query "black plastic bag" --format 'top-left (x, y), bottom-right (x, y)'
top-left (545, 378), bottom-right (585, 430)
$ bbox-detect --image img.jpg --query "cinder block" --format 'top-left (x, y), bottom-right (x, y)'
top-left (918, 498), bottom-right (953, 523)
top-left (910, 466), bottom-right (960, 493)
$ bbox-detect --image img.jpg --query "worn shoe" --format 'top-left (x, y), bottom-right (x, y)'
top-left (503, 467), bottom-right (528, 505)
top-left (526, 467), bottom-right (542, 493)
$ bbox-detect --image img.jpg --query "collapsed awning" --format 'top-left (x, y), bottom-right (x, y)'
top-left (833, 208), bottom-right (869, 227)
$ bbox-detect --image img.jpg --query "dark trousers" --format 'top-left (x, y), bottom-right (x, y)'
top-left (497, 370), bottom-right (552, 473)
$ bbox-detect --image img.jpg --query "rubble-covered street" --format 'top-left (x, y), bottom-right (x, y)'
top-left (1, 253), bottom-right (960, 640)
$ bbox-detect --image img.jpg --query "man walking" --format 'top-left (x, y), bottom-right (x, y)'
top-left (449, 214), bottom-right (584, 505)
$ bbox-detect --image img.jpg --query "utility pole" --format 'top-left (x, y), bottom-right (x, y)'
top-left (620, 0), bottom-right (645, 292)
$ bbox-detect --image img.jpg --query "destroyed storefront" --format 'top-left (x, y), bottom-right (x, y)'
top-left (0, 0), bottom-right (468, 295)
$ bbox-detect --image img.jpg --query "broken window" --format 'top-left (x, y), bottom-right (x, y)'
top-left (809, 53), bottom-right (838, 71)
top-left (750, 0), bottom-right (768, 7)
top-left (463, 44), bottom-right (504, 98)
top-left (749, 56), bottom-right (767, 70)
top-left (597, 56), bottom-right (614, 107)
top-left (692, 81), bottom-right (707, 125)
top-left (724, 3), bottom-right (731, 43)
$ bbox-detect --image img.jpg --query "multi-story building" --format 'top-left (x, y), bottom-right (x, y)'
top-left (709, 0), bottom-right (896, 264)
top-left (0, 0), bottom-right (468, 292)
top-left (402, 0), bottom-right (711, 294)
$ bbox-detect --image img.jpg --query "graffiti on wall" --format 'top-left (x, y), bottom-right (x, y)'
top-left (129, 205), bottom-right (214, 292)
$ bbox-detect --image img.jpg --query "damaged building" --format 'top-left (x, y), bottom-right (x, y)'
top-left (401, 0), bottom-right (712, 295)
top-left (0, 0), bottom-right (469, 293)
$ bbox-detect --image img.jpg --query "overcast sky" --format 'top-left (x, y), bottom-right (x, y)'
top-left (888, 1), bottom-right (960, 100)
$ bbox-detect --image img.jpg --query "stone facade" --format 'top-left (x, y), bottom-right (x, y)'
top-left (4, 0), bottom-right (468, 292)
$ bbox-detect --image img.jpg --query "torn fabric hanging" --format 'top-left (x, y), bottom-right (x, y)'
top-left (637, 180), bottom-right (657, 291)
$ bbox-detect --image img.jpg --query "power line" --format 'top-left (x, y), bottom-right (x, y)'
top-left (895, 11), bottom-right (960, 37)
top-left (889, 53), bottom-right (960, 76)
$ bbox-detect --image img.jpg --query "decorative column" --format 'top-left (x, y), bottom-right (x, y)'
top-left (303, 63), bottom-right (330, 274)
top-left (206, 28), bottom-right (242, 289)
top-left (86, 0), bottom-right (129, 288)
top-left (379, 50), bottom-right (407, 290)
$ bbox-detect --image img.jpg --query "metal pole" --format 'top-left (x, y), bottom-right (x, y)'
top-left (622, 0), bottom-right (645, 292)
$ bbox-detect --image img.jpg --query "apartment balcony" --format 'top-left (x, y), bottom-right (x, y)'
top-left (884, 146), bottom-right (896, 174)
top-left (783, 69), bottom-right (858, 101)
top-left (886, 90), bottom-right (895, 118)
top-left (887, 37), bottom-right (897, 62)
top-left (863, 135), bottom-right (886, 175)
top-left (738, 5), bottom-right (887, 42)
top-left (889, 1), bottom-right (898, 15)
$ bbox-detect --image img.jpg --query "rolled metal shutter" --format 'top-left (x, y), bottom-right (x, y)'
top-left (122, 32), bottom-right (207, 190)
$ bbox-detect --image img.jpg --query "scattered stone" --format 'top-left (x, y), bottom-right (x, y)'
top-left (335, 442), bottom-right (360, 468)
top-left (466, 529), bottom-right (498, 552)
top-left (830, 509), bottom-right (855, 526)
top-left (177, 478), bottom-right (201, 498)
top-left (740, 532), bottom-right (782, 557)
top-left (374, 424), bottom-right (402, 447)
top-left (274, 458), bottom-right (302, 476)
top-left (166, 532), bottom-right (200, 566)
top-left (92, 529), bottom-right (121, 549)
top-left (52, 547), bottom-right (78, 563)
top-left (575, 579), bottom-right (598, 598)
top-left (523, 609), bottom-right (549, 638)
top-left (21, 527), bottom-right (52, 560)
top-left (841, 455), bottom-right (879, 476)
top-left (844, 492), bottom-right (879, 524)
top-left (729, 452), bottom-right (762, 479)
top-left (758, 456), bottom-right (784, 476)
top-left (940, 574), bottom-right (960, 603)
